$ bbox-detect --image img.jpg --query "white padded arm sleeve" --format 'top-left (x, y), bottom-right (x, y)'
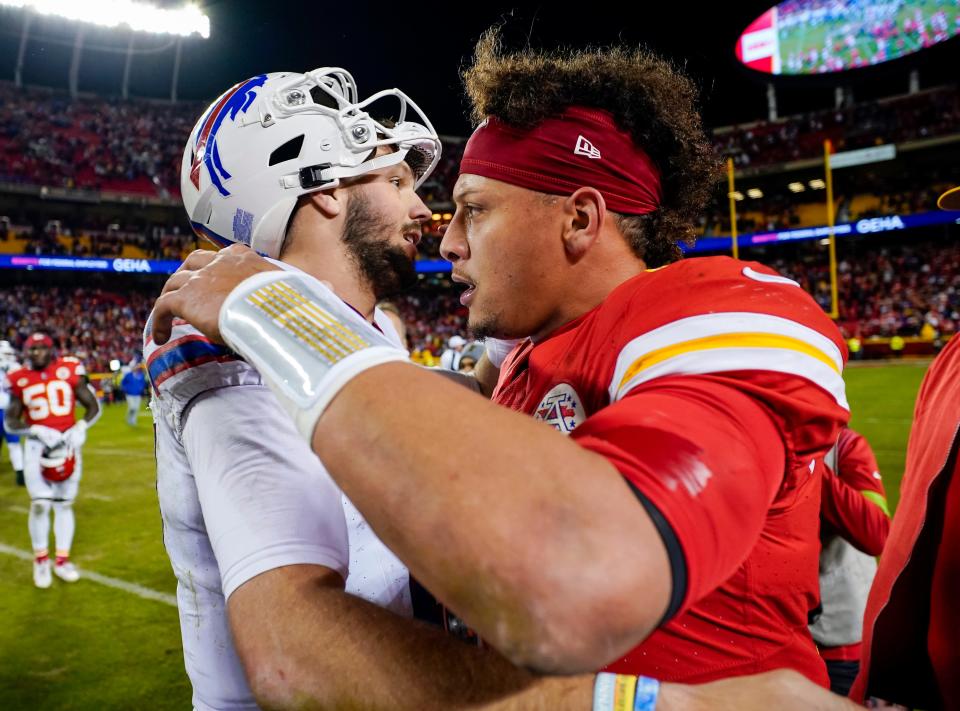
top-left (219, 271), bottom-right (410, 441)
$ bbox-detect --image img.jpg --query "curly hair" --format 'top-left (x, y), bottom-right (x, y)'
top-left (462, 28), bottom-right (722, 266)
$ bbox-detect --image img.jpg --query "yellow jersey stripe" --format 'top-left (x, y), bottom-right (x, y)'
top-left (618, 331), bottom-right (841, 392)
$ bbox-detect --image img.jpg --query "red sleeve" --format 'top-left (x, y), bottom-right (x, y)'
top-left (7, 370), bottom-right (24, 398)
top-left (820, 429), bottom-right (890, 556)
top-left (570, 375), bottom-right (786, 619)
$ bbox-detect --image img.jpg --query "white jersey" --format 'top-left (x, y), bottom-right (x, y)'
top-left (0, 359), bottom-right (21, 411)
top-left (147, 272), bottom-right (410, 711)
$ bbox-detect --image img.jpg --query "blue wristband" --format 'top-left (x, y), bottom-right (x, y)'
top-left (633, 676), bottom-right (660, 711)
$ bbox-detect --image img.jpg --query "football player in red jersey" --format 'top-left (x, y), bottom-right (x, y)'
top-left (151, 32), bottom-right (863, 705)
top-left (848, 184), bottom-right (960, 708)
top-left (812, 427), bottom-right (890, 694)
top-left (4, 332), bottom-right (100, 588)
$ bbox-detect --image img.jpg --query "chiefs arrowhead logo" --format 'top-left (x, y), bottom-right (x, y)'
top-left (533, 383), bottom-right (586, 435)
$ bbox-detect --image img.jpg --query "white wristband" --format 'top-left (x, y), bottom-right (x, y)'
top-left (219, 271), bottom-right (410, 442)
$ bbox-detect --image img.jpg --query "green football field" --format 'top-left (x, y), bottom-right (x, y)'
top-left (0, 362), bottom-right (932, 708)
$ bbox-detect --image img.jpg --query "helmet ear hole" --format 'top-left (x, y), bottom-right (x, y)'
top-left (310, 85), bottom-right (338, 109)
top-left (268, 135), bottom-right (305, 166)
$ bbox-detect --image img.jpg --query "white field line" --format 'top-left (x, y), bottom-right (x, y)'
top-left (84, 493), bottom-right (114, 502)
top-left (84, 446), bottom-right (154, 459)
top-left (8, 505), bottom-right (29, 514)
top-left (0, 541), bottom-right (176, 607)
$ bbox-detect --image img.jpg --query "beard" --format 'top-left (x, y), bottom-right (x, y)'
top-left (468, 307), bottom-right (512, 341)
top-left (341, 192), bottom-right (418, 301)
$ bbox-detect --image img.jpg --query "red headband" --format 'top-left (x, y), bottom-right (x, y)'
top-left (459, 106), bottom-right (662, 215)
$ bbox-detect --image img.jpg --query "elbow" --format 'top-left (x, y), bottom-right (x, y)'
top-left (244, 663), bottom-right (292, 711)
top-left (243, 653), bottom-right (334, 711)
top-left (488, 575), bottom-right (662, 675)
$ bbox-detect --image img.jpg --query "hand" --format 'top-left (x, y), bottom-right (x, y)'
top-left (63, 420), bottom-right (87, 449)
top-left (152, 245), bottom-right (281, 346)
top-left (659, 669), bottom-right (862, 711)
top-left (29, 425), bottom-right (64, 449)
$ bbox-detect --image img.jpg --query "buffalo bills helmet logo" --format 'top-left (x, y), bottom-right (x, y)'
top-left (189, 74), bottom-right (268, 197)
top-left (232, 208), bottom-right (255, 245)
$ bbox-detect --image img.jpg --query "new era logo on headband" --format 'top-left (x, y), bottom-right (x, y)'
top-left (574, 135), bottom-right (601, 160)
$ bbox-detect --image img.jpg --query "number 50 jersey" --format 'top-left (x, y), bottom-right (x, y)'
top-left (7, 357), bottom-right (85, 432)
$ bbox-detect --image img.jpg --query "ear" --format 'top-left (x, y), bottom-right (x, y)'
top-left (306, 188), bottom-right (345, 219)
top-left (560, 187), bottom-right (606, 261)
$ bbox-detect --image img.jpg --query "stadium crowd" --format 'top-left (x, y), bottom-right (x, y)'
top-left (0, 285), bottom-right (151, 373)
top-left (2, 80), bottom-right (958, 201)
top-left (0, 81), bottom-right (197, 198)
top-left (716, 87), bottom-right (960, 169)
top-left (13, 226), bottom-right (198, 260)
top-left (773, 236), bottom-right (960, 340)
top-left (1, 232), bottom-right (958, 368)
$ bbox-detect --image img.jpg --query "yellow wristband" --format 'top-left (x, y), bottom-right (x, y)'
top-left (613, 674), bottom-right (637, 711)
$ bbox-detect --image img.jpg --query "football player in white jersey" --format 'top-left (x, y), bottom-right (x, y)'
top-left (148, 68), bottom-right (591, 711)
top-left (0, 340), bottom-right (25, 484)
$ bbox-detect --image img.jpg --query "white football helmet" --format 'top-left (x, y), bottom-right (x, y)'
top-left (181, 67), bottom-right (442, 258)
top-left (0, 340), bottom-right (16, 368)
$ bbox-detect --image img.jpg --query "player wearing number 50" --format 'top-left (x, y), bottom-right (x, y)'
top-left (3, 332), bottom-right (100, 588)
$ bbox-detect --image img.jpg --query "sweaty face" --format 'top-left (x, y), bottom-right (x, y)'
top-left (441, 174), bottom-right (566, 340)
top-left (341, 160), bottom-right (429, 301)
top-left (27, 345), bottom-right (51, 370)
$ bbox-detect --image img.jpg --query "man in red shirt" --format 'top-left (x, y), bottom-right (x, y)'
top-left (4, 332), bottom-right (100, 588)
top-left (150, 31), bottom-right (851, 694)
top-left (812, 427), bottom-right (890, 694)
top-left (850, 184), bottom-right (960, 708)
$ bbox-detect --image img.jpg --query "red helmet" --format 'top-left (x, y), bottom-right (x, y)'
top-left (26, 332), bottom-right (54, 348)
top-left (40, 443), bottom-right (76, 482)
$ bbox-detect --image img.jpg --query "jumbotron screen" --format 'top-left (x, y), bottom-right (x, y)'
top-left (736, 0), bottom-right (960, 75)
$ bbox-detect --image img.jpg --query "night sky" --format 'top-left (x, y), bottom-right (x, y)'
top-left (0, 0), bottom-right (958, 136)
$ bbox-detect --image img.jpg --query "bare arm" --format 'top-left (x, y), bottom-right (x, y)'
top-left (658, 670), bottom-right (862, 711)
top-left (229, 565), bottom-right (591, 711)
top-left (75, 377), bottom-right (101, 424)
top-left (231, 566), bottom-right (863, 711)
top-left (312, 364), bottom-right (672, 673)
top-left (3, 396), bottom-right (27, 434)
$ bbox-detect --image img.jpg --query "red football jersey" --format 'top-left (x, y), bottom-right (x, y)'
top-left (852, 335), bottom-right (960, 708)
top-left (7, 356), bottom-right (86, 432)
top-left (821, 428), bottom-right (890, 557)
top-left (494, 256), bottom-right (848, 685)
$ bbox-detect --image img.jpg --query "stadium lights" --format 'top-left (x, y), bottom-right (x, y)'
top-left (809, 179), bottom-right (826, 190)
top-left (728, 191), bottom-right (744, 201)
top-left (431, 213), bottom-right (442, 221)
top-left (747, 188), bottom-right (764, 199)
top-left (788, 182), bottom-right (805, 193)
top-left (0, 0), bottom-right (210, 39)
top-left (442, 213), bottom-right (453, 221)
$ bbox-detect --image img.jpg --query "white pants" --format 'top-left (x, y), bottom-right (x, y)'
top-left (23, 438), bottom-right (82, 503)
top-left (127, 394), bottom-right (142, 424)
